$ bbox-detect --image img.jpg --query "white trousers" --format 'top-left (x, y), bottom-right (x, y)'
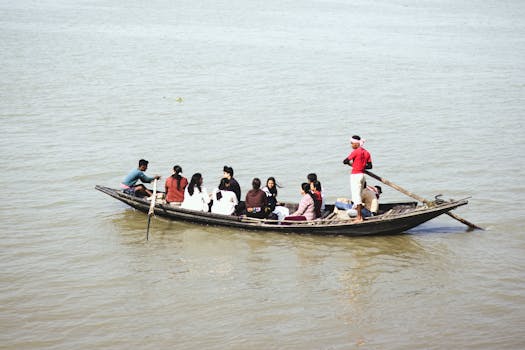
top-left (350, 173), bottom-right (365, 205)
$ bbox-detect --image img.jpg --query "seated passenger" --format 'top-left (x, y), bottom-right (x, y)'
top-left (222, 165), bottom-right (241, 202)
top-left (181, 173), bottom-right (211, 212)
top-left (310, 180), bottom-right (323, 218)
top-left (164, 165), bottom-right (188, 207)
top-left (307, 173), bottom-right (325, 210)
top-left (245, 178), bottom-right (268, 219)
top-left (211, 178), bottom-right (238, 215)
top-left (262, 177), bottom-right (289, 220)
top-left (346, 184), bottom-right (383, 218)
top-left (362, 184), bottom-right (382, 216)
top-left (121, 159), bottom-right (161, 197)
top-left (285, 183), bottom-right (319, 221)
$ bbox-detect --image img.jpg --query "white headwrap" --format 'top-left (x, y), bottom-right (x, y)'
top-left (350, 137), bottom-right (365, 146)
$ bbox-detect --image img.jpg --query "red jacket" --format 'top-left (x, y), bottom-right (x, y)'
top-left (165, 176), bottom-right (188, 202)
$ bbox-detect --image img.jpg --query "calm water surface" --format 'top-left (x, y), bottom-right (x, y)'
top-left (1, 0), bottom-right (524, 349)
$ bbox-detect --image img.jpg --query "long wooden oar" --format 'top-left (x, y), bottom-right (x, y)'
top-left (364, 170), bottom-right (483, 230)
top-left (146, 179), bottom-right (158, 240)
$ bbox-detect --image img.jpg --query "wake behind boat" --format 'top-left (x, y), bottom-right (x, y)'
top-left (95, 185), bottom-right (468, 236)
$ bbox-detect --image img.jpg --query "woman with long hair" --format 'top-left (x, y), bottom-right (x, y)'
top-left (165, 165), bottom-right (188, 207)
top-left (310, 180), bottom-right (323, 218)
top-left (181, 173), bottom-right (211, 212)
top-left (287, 182), bottom-right (320, 221)
top-left (308, 173), bottom-right (325, 211)
top-left (262, 177), bottom-right (289, 220)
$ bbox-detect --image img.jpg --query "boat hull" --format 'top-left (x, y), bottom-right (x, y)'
top-left (96, 185), bottom-right (468, 236)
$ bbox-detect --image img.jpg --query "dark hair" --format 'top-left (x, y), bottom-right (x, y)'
top-left (223, 165), bottom-right (234, 177)
top-left (252, 178), bottom-right (261, 190)
top-left (188, 173), bottom-right (202, 196)
top-left (301, 182), bottom-right (311, 193)
top-left (302, 182), bottom-right (321, 217)
top-left (352, 135), bottom-right (361, 140)
top-left (312, 180), bottom-right (322, 192)
top-left (139, 159), bottom-right (148, 167)
top-left (307, 173), bottom-right (317, 183)
top-left (266, 177), bottom-right (278, 197)
top-left (219, 177), bottom-right (230, 191)
top-left (172, 165), bottom-right (183, 190)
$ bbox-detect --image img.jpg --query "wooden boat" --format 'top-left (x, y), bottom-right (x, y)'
top-left (95, 185), bottom-right (469, 236)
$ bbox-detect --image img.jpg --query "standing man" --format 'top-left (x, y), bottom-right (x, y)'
top-left (343, 135), bottom-right (372, 222)
top-left (121, 159), bottom-right (161, 197)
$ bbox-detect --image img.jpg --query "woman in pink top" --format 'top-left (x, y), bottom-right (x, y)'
top-left (288, 183), bottom-right (319, 221)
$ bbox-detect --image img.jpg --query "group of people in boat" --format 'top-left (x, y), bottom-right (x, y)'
top-left (120, 134), bottom-right (380, 222)
top-left (121, 161), bottom-right (327, 221)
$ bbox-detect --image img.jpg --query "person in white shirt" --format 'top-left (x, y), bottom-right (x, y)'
top-left (211, 178), bottom-right (238, 215)
top-left (181, 173), bottom-right (211, 212)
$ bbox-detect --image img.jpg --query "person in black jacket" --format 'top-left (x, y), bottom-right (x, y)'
top-left (223, 165), bottom-right (241, 202)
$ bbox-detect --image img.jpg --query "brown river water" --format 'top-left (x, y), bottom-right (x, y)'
top-left (1, 0), bottom-right (524, 349)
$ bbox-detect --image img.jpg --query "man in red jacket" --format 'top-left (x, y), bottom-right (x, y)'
top-left (343, 135), bottom-right (372, 222)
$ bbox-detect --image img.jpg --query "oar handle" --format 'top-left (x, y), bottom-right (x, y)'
top-left (365, 170), bottom-right (428, 203)
top-left (146, 179), bottom-right (158, 240)
top-left (364, 170), bottom-right (483, 230)
top-left (148, 179), bottom-right (158, 215)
